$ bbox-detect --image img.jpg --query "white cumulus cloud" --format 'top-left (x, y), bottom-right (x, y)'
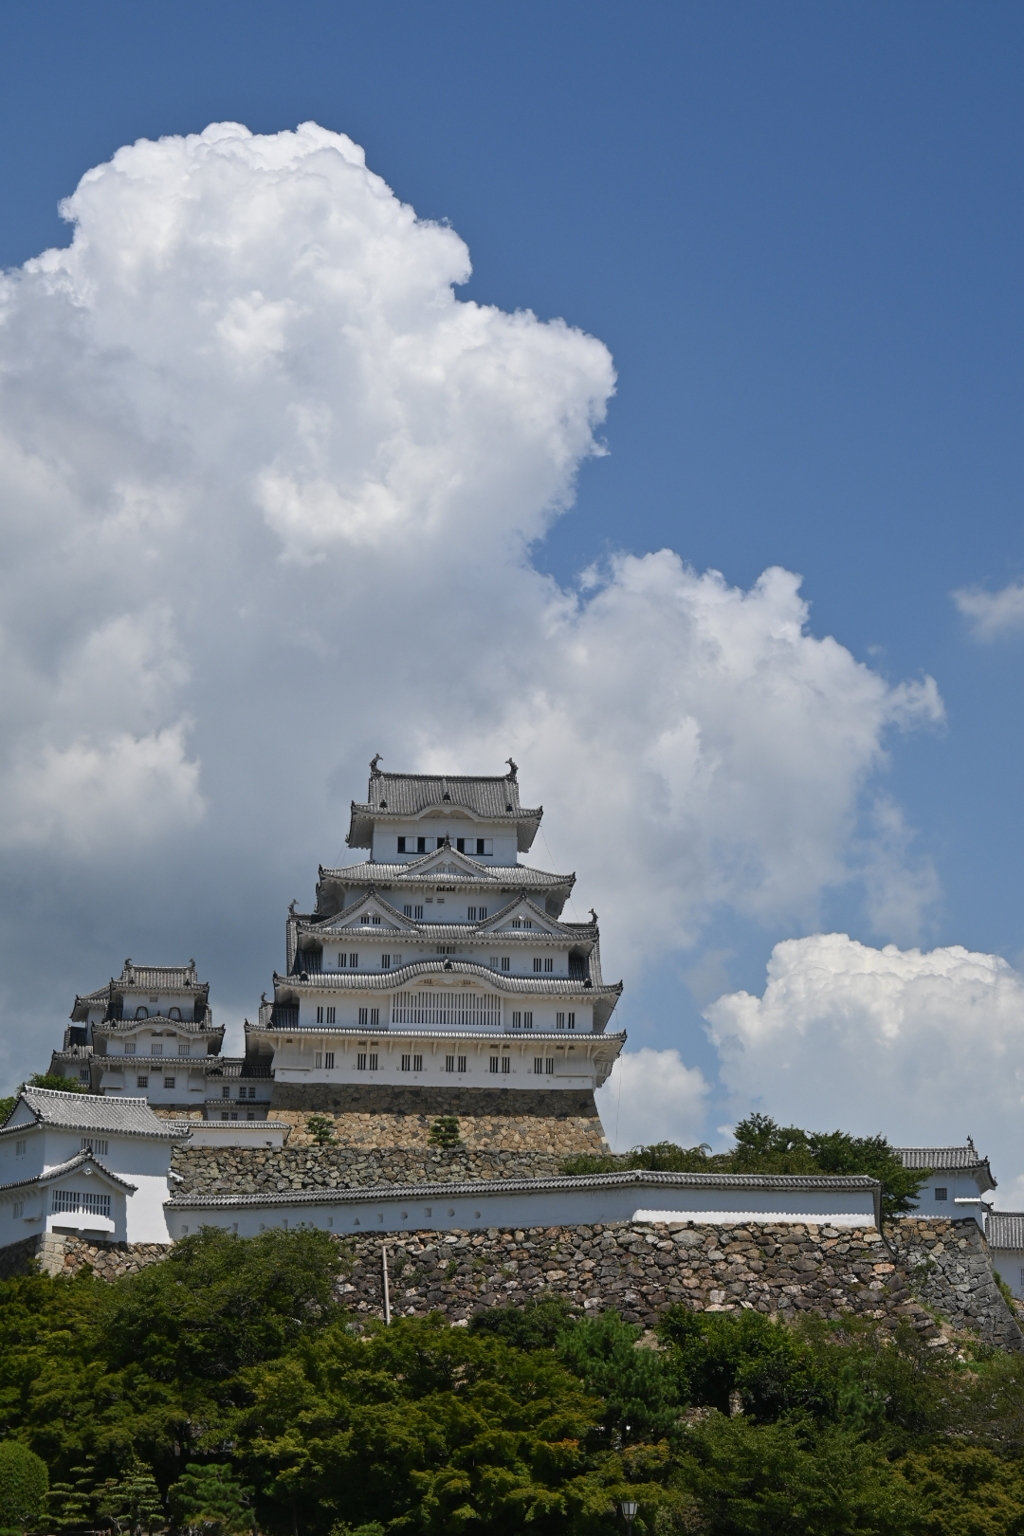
top-left (953, 581), bottom-right (1024, 641)
top-left (0, 120), bottom-right (947, 1075)
top-left (596, 1048), bottom-right (711, 1153)
top-left (706, 932), bottom-right (1024, 1196)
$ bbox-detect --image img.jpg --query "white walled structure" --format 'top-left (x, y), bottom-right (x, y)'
top-left (167, 1169), bottom-right (882, 1241)
top-left (985, 1211), bottom-right (1024, 1300)
top-left (0, 1089), bottom-right (188, 1245)
top-left (48, 961), bottom-right (273, 1121)
top-left (896, 1142), bottom-right (996, 1230)
top-left (247, 762), bottom-right (625, 1094)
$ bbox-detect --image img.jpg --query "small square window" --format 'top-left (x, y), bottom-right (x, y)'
top-left (372, 914), bottom-right (381, 925)
top-left (221, 1112), bottom-right (229, 1121)
top-left (136, 1075), bottom-right (149, 1089)
top-left (79, 1068), bottom-right (90, 1082)
top-left (456, 838), bottom-right (465, 852)
top-left (361, 913), bottom-right (370, 924)
top-left (12, 1201), bottom-right (23, 1219)
top-left (382, 955), bottom-right (391, 969)
top-left (935, 1187), bottom-right (948, 1202)
top-left (164, 1076), bottom-right (176, 1089)
top-left (150, 1043), bottom-right (163, 1056)
top-left (222, 1086), bottom-right (231, 1099)
top-left (338, 953), bottom-right (348, 968)
top-left (512, 1012), bottom-right (522, 1029)
top-left (489, 956), bottom-right (500, 968)
top-left (248, 1087), bottom-right (257, 1099)
top-left (478, 907), bottom-right (487, 919)
top-left (124, 1041), bottom-right (137, 1055)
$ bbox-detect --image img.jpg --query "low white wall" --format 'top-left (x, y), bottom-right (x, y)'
top-left (173, 1121), bottom-right (290, 1149)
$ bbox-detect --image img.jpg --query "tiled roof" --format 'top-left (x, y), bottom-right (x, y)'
top-left (3, 1088), bottom-right (190, 1141)
top-left (358, 770), bottom-right (537, 820)
top-left (987, 1211), bottom-right (1024, 1250)
top-left (273, 959), bottom-right (621, 998)
top-left (319, 861), bottom-right (573, 889)
top-left (0, 1149), bottom-right (138, 1196)
top-left (897, 1145), bottom-right (986, 1170)
top-left (168, 1166), bottom-right (881, 1210)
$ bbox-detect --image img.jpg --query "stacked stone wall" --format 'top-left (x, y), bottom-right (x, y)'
top-left (171, 1142), bottom-right (563, 1195)
top-left (267, 1085), bottom-right (607, 1153)
top-left (3, 1217), bottom-right (1018, 1353)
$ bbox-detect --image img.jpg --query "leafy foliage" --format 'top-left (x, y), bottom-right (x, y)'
top-left (427, 1116), bottom-right (462, 1149)
top-left (305, 1115), bottom-right (335, 1146)
top-left (562, 1113), bottom-right (926, 1222)
top-left (27, 1073), bottom-right (90, 1094)
top-left (1, 1229), bottom-right (1024, 1533)
top-left (0, 1439), bottom-right (48, 1532)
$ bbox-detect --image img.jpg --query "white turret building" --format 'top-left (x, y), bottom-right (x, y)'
top-left (246, 761), bottom-right (625, 1099)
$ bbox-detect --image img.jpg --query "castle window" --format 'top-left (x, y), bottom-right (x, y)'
top-left (371, 1008), bottom-right (379, 1027)
top-left (338, 953), bottom-right (347, 967)
top-left (357, 1053), bottom-right (366, 1070)
top-left (476, 839), bottom-right (492, 856)
top-left (456, 838), bottom-right (465, 852)
top-left (415, 906), bottom-right (423, 919)
top-left (545, 1058), bottom-right (555, 1074)
top-left (136, 1076), bottom-right (148, 1089)
top-left (512, 1012), bottom-right (522, 1029)
top-left (478, 907), bottom-right (487, 920)
top-left (393, 954), bottom-right (402, 966)
top-left (163, 1076), bottom-right (176, 1089)
top-left (369, 1053), bottom-right (378, 1070)
top-left (524, 1011), bottom-right (533, 1029)
top-left (446, 1054), bottom-right (455, 1072)
top-left (124, 1041), bottom-right (136, 1054)
top-left (82, 1139), bottom-right (108, 1156)
top-left (315, 1053), bottom-right (323, 1068)
top-left (222, 1087), bottom-right (230, 1099)
top-left (350, 954), bottom-right (358, 968)
top-left (372, 915), bottom-right (381, 925)
top-left (316, 1007), bottom-right (324, 1024)
top-left (468, 907), bottom-right (477, 920)
top-left (181, 1042), bottom-right (191, 1056)
top-left (404, 905), bottom-right (412, 917)
top-left (458, 1055), bottom-right (467, 1073)
top-left (12, 1202), bottom-right (22, 1219)
top-left (248, 1087), bottom-right (256, 1099)
top-left (358, 1008), bottom-right (368, 1026)
top-left (544, 958), bottom-right (554, 973)
top-left (401, 1054), bottom-right (411, 1071)
top-left (169, 1007), bottom-right (181, 1021)
top-left (327, 1007), bottom-right (336, 1023)
top-left (413, 1054), bottom-right (423, 1072)
top-left (533, 958), bottom-right (542, 972)
top-left (135, 1007), bottom-right (148, 1019)
top-left (398, 837), bottom-right (407, 853)
top-left (324, 1052), bottom-right (335, 1069)
top-left (489, 956), bottom-right (499, 968)
top-left (935, 1187), bottom-right (948, 1202)
top-left (79, 1069), bottom-right (89, 1082)
top-left (361, 915), bottom-right (370, 924)
top-left (382, 956), bottom-right (391, 969)
top-left (500, 958), bottom-right (510, 972)
top-left (417, 837), bottom-right (427, 853)
top-left (150, 1044), bottom-right (163, 1056)
top-left (489, 1056), bottom-right (499, 1074)
top-left (501, 1056), bottom-right (510, 1074)
top-left (534, 1057), bottom-right (543, 1074)
top-left (15, 1140), bottom-right (25, 1157)
top-left (568, 1012), bottom-right (576, 1029)
top-left (436, 946), bottom-right (455, 955)
top-left (556, 1012), bottom-right (565, 1030)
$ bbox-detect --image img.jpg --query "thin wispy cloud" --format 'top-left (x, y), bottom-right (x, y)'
top-left (953, 580), bottom-right (1024, 640)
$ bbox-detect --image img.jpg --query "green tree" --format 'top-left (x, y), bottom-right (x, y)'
top-left (0, 1440), bottom-right (49, 1533)
top-left (95, 1461), bottom-right (163, 1536)
top-left (27, 1074), bottom-right (89, 1094)
top-left (168, 1463), bottom-right (253, 1536)
top-left (556, 1312), bottom-right (683, 1445)
top-left (427, 1116), bottom-right (461, 1149)
top-left (305, 1116), bottom-right (335, 1146)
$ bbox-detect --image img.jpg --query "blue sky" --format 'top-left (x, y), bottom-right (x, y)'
top-left (1, 3), bottom-right (1022, 1170)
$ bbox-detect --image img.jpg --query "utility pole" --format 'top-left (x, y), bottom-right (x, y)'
top-left (382, 1244), bottom-right (391, 1325)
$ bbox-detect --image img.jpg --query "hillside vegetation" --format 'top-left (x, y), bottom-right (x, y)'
top-left (1, 1227), bottom-right (1024, 1534)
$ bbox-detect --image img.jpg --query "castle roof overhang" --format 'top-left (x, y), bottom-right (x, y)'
top-left (247, 1022), bottom-right (626, 1053)
top-left (347, 769), bottom-right (542, 853)
top-left (896, 1144), bottom-right (996, 1194)
top-left (986, 1211), bottom-right (1024, 1249)
top-left (71, 961), bottom-right (209, 1022)
top-left (0, 1087), bottom-right (192, 1141)
top-left (300, 891), bottom-right (595, 945)
top-left (0, 1149), bottom-right (139, 1199)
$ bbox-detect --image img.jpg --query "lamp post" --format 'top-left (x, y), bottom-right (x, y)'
top-left (619, 1500), bottom-right (639, 1536)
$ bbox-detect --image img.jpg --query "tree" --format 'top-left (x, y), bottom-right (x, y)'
top-left (427, 1116), bottom-right (461, 1149)
top-left (27, 1074), bottom-right (89, 1095)
top-left (305, 1116), bottom-right (335, 1146)
top-left (168, 1464), bottom-right (253, 1536)
top-left (0, 1440), bottom-right (49, 1533)
top-left (95, 1461), bottom-right (163, 1536)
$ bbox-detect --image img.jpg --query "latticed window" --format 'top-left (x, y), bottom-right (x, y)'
top-left (445, 1054), bottom-right (455, 1072)
top-left (545, 1058), bottom-right (555, 1074)
top-left (324, 1052), bottom-right (335, 1069)
top-left (392, 990), bottom-right (500, 1029)
top-left (457, 1055), bottom-right (467, 1072)
top-left (326, 1007), bottom-right (336, 1023)
top-left (52, 1189), bottom-right (111, 1217)
top-left (544, 958), bottom-right (554, 972)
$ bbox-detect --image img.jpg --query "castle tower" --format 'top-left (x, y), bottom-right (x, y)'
top-left (246, 760), bottom-right (625, 1151)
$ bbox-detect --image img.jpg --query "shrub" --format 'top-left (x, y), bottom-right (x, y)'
top-left (0, 1440), bottom-right (48, 1532)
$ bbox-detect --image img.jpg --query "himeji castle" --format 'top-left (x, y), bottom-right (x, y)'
top-left (246, 760), bottom-right (626, 1101)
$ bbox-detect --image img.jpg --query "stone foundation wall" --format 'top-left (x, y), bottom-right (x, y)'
top-left (268, 1085), bottom-right (608, 1153)
top-left (2, 1217), bottom-right (1018, 1352)
top-left (170, 1142), bottom-right (563, 1195)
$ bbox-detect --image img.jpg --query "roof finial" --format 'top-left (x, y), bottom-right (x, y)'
top-left (589, 908), bottom-right (598, 924)
top-left (370, 752), bottom-right (383, 775)
top-left (261, 992), bottom-right (267, 1006)
top-left (288, 899), bottom-right (297, 916)
top-left (506, 757), bottom-right (518, 781)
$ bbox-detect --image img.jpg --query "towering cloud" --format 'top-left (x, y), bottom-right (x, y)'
top-left (0, 122), bottom-right (941, 1077)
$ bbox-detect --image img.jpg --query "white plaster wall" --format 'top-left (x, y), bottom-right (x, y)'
top-left (989, 1248), bottom-right (1024, 1299)
top-left (907, 1172), bottom-right (990, 1228)
top-left (169, 1181), bottom-right (879, 1241)
top-left (271, 1033), bottom-right (602, 1090)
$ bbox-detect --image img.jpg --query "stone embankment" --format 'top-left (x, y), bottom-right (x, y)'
top-left (3, 1217), bottom-right (1018, 1352)
top-left (170, 1143), bottom-right (563, 1195)
top-left (334, 1217), bottom-right (1022, 1350)
top-left (268, 1085), bottom-right (608, 1154)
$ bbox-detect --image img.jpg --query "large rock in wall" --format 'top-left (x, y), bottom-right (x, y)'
top-left (6, 1217), bottom-right (1020, 1353)
top-left (268, 1084), bottom-right (608, 1154)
